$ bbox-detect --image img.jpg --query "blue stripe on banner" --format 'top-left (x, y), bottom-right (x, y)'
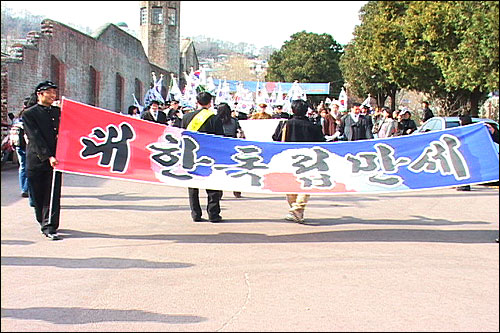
top-left (157, 122), bottom-right (498, 194)
top-left (59, 98), bottom-right (498, 195)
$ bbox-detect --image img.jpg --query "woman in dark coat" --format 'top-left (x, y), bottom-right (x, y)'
top-left (217, 103), bottom-right (243, 198)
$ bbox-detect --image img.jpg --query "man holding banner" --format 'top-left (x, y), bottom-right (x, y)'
top-left (22, 81), bottom-right (62, 240)
top-left (181, 92), bottom-right (225, 222)
top-left (273, 99), bottom-right (325, 223)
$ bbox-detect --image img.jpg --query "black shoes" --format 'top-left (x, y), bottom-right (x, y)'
top-left (44, 232), bottom-right (61, 241)
top-left (209, 216), bottom-right (223, 223)
top-left (21, 192), bottom-right (29, 198)
top-left (193, 214), bottom-right (223, 222)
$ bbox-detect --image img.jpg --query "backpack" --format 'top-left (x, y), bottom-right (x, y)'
top-left (9, 122), bottom-right (25, 148)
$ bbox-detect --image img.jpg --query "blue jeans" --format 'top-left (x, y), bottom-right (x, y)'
top-left (15, 147), bottom-right (29, 194)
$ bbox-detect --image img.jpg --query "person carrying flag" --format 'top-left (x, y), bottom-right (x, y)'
top-left (22, 81), bottom-right (63, 240)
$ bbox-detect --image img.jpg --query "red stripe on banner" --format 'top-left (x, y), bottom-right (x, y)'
top-left (262, 173), bottom-right (357, 193)
top-left (56, 98), bottom-right (171, 184)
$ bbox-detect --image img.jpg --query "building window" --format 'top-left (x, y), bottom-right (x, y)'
top-left (135, 78), bottom-right (143, 104)
top-left (50, 55), bottom-right (64, 98)
top-left (167, 7), bottom-right (176, 26)
top-left (89, 66), bottom-right (100, 106)
top-left (152, 7), bottom-right (163, 25)
top-left (140, 8), bottom-right (147, 26)
top-left (115, 73), bottom-right (124, 113)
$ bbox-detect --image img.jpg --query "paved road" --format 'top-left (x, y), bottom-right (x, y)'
top-left (1, 164), bottom-right (499, 332)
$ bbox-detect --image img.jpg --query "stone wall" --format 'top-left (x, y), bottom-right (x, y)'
top-left (139, 1), bottom-right (180, 75)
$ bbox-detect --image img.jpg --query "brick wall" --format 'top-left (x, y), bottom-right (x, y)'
top-left (1, 18), bottom-right (175, 122)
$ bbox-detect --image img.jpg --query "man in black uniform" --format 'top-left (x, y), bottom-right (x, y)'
top-left (181, 92), bottom-right (225, 222)
top-left (167, 100), bottom-right (183, 128)
top-left (22, 80), bottom-right (62, 240)
top-left (141, 100), bottom-right (168, 124)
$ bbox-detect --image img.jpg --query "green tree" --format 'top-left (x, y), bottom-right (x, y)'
top-left (404, 1), bottom-right (499, 116)
top-left (340, 1), bottom-right (499, 116)
top-left (340, 2), bottom-right (405, 110)
top-left (266, 31), bottom-right (344, 96)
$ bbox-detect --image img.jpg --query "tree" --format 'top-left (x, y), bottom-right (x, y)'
top-left (259, 45), bottom-right (278, 61)
top-left (339, 2), bottom-right (403, 110)
top-left (265, 31), bottom-right (344, 96)
top-left (1, 5), bottom-right (45, 52)
top-left (403, 1), bottom-right (499, 116)
top-left (340, 1), bottom-right (499, 116)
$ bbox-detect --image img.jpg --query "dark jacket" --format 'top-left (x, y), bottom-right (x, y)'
top-left (321, 113), bottom-right (337, 136)
top-left (181, 108), bottom-right (224, 135)
top-left (398, 118), bottom-right (417, 135)
top-left (141, 110), bottom-right (168, 124)
top-left (272, 115), bottom-right (325, 142)
top-left (22, 103), bottom-right (60, 176)
top-left (338, 114), bottom-right (373, 141)
top-left (219, 117), bottom-right (241, 138)
top-left (167, 109), bottom-right (182, 128)
top-left (422, 107), bottom-right (434, 122)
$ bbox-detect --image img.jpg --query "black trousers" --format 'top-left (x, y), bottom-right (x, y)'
top-left (188, 187), bottom-right (222, 219)
top-left (27, 170), bottom-right (62, 234)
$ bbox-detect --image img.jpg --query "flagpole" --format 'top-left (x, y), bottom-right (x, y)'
top-left (47, 167), bottom-right (57, 228)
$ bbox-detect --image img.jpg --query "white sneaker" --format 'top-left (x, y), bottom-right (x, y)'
top-left (284, 212), bottom-right (304, 223)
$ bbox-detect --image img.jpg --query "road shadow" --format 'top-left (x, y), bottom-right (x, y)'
top-left (221, 215), bottom-right (490, 227)
top-left (1, 307), bottom-right (206, 325)
top-left (62, 192), bottom-right (186, 201)
top-left (56, 228), bottom-right (498, 244)
top-left (57, 173), bottom-right (108, 188)
top-left (61, 204), bottom-right (190, 212)
top-left (1, 256), bottom-right (194, 270)
top-left (1, 240), bottom-right (35, 246)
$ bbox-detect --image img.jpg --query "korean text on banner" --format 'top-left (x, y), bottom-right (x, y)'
top-left (56, 98), bottom-right (499, 195)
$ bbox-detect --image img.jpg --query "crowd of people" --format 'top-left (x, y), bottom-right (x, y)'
top-left (312, 101), bottom-right (426, 142)
top-left (127, 97), bottom-right (429, 144)
top-left (8, 81), bottom-right (499, 241)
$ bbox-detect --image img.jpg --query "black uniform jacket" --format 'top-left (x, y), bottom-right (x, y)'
top-left (22, 103), bottom-right (60, 176)
top-left (141, 110), bottom-right (168, 124)
top-left (272, 115), bottom-right (325, 142)
top-left (181, 109), bottom-right (224, 135)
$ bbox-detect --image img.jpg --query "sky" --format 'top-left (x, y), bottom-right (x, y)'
top-left (2, 1), bottom-right (366, 49)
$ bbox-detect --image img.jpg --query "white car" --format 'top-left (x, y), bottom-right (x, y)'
top-left (414, 116), bottom-right (499, 153)
top-left (414, 116), bottom-right (499, 133)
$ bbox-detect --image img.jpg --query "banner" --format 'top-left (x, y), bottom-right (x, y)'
top-left (212, 79), bottom-right (330, 95)
top-left (239, 119), bottom-right (283, 142)
top-left (56, 98), bottom-right (499, 195)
